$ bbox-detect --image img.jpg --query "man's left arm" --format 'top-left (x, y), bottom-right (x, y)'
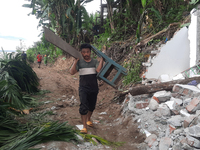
top-left (96, 57), bottom-right (104, 73)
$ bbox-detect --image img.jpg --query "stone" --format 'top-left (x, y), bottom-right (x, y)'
top-left (155, 104), bottom-right (171, 117)
top-left (167, 115), bottom-right (183, 127)
top-left (171, 97), bottom-right (183, 105)
top-left (186, 135), bottom-right (200, 148)
top-left (186, 124), bottom-right (200, 137)
top-left (165, 101), bottom-right (175, 110)
top-left (183, 115), bottom-right (196, 128)
top-left (148, 98), bottom-right (159, 111)
top-left (172, 144), bottom-right (181, 150)
top-left (174, 128), bottom-right (183, 135)
top-left (142, 62), bottom-right (152, 67)
top-left (144, 134), bottom-right (157, 147)
top-left (186, 97), bottom-right (200, 113)
top-left (180, 109), bottom-right (191, 117)
top-left (183, 98), bottom-right (192, 107)
top-left (152, 90), bottom-right (171, 103)
top-left (158, 74), bottom-right (171, 83)
top-left (159, 137), bottom-right (173, 150)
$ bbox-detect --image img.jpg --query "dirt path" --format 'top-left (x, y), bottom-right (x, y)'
top-left (32, 56), bottom-right (145, 150)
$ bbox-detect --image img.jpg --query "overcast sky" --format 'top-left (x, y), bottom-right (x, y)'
top-left (0, 0), bottom-right (100, 51)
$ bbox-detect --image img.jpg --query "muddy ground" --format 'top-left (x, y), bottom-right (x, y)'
top-left (31, 56), bottom-right (145, 150)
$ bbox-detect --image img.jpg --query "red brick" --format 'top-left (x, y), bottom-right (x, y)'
top-left (153, 96), bottom-right (159, 103)
top-left (183, 115), bottom-right (196, 128)
top-left (186, 98), bottom-right (200, 113)
top-left (182, 89), bottom-right (189, 95)
top-left (173, 85), bottom-right (182, 93)
top-left (169, 124), bottom-right (176, 134)
top-left (135, 102), bottom-right (149, 109)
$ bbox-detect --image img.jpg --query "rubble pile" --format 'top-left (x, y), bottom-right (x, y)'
top-left (122, 81), bottom-right (200, 150)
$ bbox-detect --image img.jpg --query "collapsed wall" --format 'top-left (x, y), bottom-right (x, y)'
top-left (144, 8), bottom-right (200, 81)
top-left (122, 82), bottom-right (200, 150)
top-left (145, 27), bottom-right (190, 80)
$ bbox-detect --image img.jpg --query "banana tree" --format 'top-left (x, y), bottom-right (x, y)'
top-left (23, 0), bottom-right (94, 45)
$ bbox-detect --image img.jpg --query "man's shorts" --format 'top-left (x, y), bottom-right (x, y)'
top-left (79, 89), bottom-right (98, 115)
top-left (38, 61), bottom-right (41, 64)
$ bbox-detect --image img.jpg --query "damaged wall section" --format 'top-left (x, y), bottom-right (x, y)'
top-left (188, 9), bottom-right (198, 67)
top-left (145, 27), bottom-right (190, 79)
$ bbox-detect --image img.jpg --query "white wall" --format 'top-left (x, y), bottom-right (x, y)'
top-left (188, 9), bottom-right (197, 67)
top-left (146, 27), bottom-right (190, 79)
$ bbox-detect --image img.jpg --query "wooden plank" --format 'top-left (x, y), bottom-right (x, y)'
top-left (44, 27), bottom-right (83, 59)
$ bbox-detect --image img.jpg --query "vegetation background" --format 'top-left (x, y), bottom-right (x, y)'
top-left (0, 0), bottom-right (200, 149)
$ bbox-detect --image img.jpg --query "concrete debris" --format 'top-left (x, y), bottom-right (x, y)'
top-left (148, 98), bottom-right (159, 111)
top-left (155, 104), bottom-right (171, 117)
top-left (121, 82), bottom-right (200, 150)
top-left (158, 74), bottom-right (171, 83)
top-left (186, 97), bottom-right (200, 113)
top-left (159, 137), bottom-right (173, 150)
top-left (99, 112), bottom-right (107, 115)
top-left (144, 134), bottom-right (157, 147)
top-left (152, 90), bottom-right (171, 103)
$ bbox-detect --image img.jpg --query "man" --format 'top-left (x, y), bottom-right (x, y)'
top-left (70, 43), bottom-right (103, 134)
top-left (21, 51), bottom-right (27, 63)
top-left (37, 52), bottom-right (42, 68)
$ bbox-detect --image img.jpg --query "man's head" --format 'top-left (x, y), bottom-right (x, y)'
top-left (38, 52), bottom-right (40, 54)
top-left (80, 43), bottom-right (92, 61)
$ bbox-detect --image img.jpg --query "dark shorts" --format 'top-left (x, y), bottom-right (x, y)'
top-left (38, 61), bottom-right (41, 64)
top-left (79, 89), bottom-right (98, 115)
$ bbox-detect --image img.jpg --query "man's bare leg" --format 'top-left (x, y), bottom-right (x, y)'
top-left (87, 111), bottom-right (93, 122)
top-left (81, 114), bottom-right (87, 129)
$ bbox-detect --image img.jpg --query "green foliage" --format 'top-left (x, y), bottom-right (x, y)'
top-left (79, 133), bottom-right (124, 147)
top-left (0, 116), bottom-right (77, 150)
top-left (123, 53), bottom-right (145, 85)
top-left (26, 36), bottom-right (63, 63)
top-left (0, 50), bottom-right (39, 110)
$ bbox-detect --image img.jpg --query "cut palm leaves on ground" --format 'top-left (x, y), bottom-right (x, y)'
top-left (0, 51), bottom-right (39, 93)
top-left (78, 132), bottom-right (124, 147)
top-left (0, 118), bottom-right (77, 150)
top-left (0, 50), bottom-right (39, 110)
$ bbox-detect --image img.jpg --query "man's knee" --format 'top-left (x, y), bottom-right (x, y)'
top-left (79, 106), bottom-right (88, 115)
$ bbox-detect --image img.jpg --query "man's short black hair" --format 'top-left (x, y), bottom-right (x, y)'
top-left (80, 43), bottom-right (92, 51)
top-left (38, 52), bottom-right (40, 54)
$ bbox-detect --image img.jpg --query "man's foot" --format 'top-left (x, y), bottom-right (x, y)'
top-left (80, 128), bottom-right (87, 134)
top-left (86, 121), bottom-right (93, 127)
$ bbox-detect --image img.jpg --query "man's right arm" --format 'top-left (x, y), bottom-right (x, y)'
top-left (70, 58), bottom-right (79, 75)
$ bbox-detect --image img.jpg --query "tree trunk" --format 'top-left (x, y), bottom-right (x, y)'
top-left (106, 0), bottom-right (114, 31)
top-left (116, 76), bottom-right (200, 102)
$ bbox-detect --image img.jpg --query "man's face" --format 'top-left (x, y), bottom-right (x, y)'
top-left (81, 48), bottom-right (91, 60)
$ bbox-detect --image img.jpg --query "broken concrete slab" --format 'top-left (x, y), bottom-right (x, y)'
top-left (152, 90), bottom-right (171, 103)
top-left (158, 74), bottom-right (171, 83)
top-left (173, 84), bottom-right (200, 97)
top-left (185, 124), bottom-right (200, 137)
top-left (159, 137), bottom-right (173, 150)
top-left (155, 104), bottom-right (171, 117)
top-left (180, 109), bottom-right (191, 117)
top-left (186, 135), bottom-right (200, 148)
top-left (144, 134), bottom-right (157, 148)
top-left (186, 97), bottom-right (200, 113)
top-left (183, 115), bottom-right (196, 128)
top-left (148, 98), bottom-right (159, 111)
top-left (167, 115), bottom-right (183, 127)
